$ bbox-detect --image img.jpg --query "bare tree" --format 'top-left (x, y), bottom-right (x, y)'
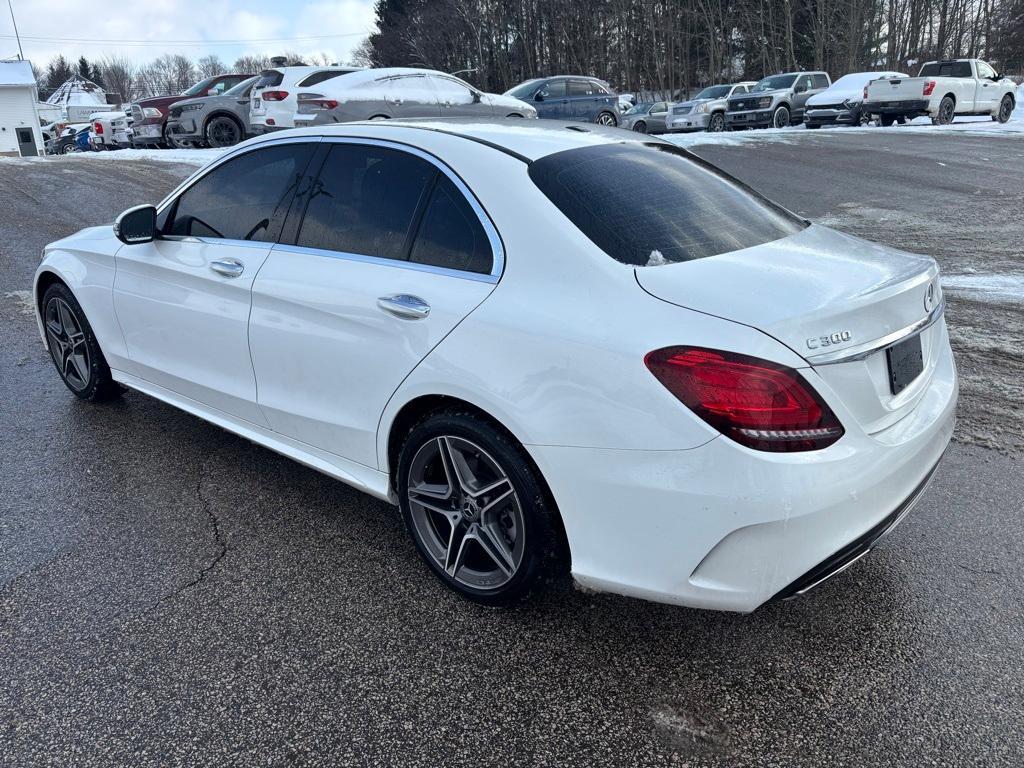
top-left (196, 54), bottom-right (226, 78)
top-left (97, 56), bottom-right (137, 104)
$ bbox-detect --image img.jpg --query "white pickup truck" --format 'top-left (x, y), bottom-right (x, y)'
top-left (863, 59), bottom-right (1017, 125)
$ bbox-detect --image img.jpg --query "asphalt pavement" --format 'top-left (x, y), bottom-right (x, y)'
top-left (0, 133), bottom-right (1021, 767)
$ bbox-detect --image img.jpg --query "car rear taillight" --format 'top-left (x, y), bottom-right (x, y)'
top-left (644, 347), bottom-right (844, 452)
top-left (93, 122), bottom-right (103, 134)
top-left (863, 85), bottom-right (869, 100)
top-left (922, 80), bottom-right (937, 96)
top-left (261, 90), bottom-right (289, 101)
top-left (298, 94), bottom-right (339, 111)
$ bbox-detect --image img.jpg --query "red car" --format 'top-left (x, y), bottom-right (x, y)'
top-left (130, 74), bottom-right (253, 148)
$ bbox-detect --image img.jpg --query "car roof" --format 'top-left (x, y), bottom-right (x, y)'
top-left (259, 118), bottom-right (661, 163)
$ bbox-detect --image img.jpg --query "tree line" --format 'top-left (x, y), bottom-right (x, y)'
top-left (358, 0), bottom-right (1024, 97)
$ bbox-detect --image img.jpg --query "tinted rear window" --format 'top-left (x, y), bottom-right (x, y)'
top-left (409, 175), bottom-right (493, 274)
top-left (298, 70), bottom-right (351, 87)
top-left (528, 143), bottom-right (805, 266)
top-left (919, 61), bottom-right (973, 77)
top-left (256, 70), bottom-right (284, 88)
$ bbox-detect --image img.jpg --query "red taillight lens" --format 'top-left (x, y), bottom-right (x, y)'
top-left (93, 122), bottom-right (103, 134)
top-left (644, 346), bottom-right (844, 452)
top-left (863, 85), bottom-right (869, 101)
top-left (262, 90), bottom-right (289, 102)
top-left (303, 98), bottom-right (339, 110)
top-left (922, 80), bottom-right (936, 96)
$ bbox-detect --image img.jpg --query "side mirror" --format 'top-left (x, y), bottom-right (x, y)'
top-left (472, 91), bottom-right (482, 103)
top-left (795, 84), bottom-right (807, 94)
top-left (114, 204), bottom-right (157, 245)
top-left (207, 88), bottom-right (218, 96)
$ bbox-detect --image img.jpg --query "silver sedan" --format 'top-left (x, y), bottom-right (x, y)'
top-left (617, 102), bottom-right (671, 133)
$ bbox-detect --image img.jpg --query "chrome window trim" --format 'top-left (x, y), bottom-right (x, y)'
top-left (270, 243), bottom-right (499, 284)
top-left (154, 134), bottom-right (505, 283)
top-left (808, 298), bottom-right (946, 366)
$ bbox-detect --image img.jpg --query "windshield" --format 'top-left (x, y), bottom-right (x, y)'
top-left (529, 143), bottom-right (805, 266)
top-left (626, 102), bottom-right (653, 115)
top-left (695, 85), bottom-right (731, 99)
top-left (751, 74), bottom-right (798, 92)
top-left (224, 76), bottom-right (258, 97)
top-left (181, 77), bottom-right (217, 97)
top-left (505, 79), bottom-right (543, 98)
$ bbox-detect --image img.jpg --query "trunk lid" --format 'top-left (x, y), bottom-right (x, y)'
top-left (635, 225), bottom-right (944, 434)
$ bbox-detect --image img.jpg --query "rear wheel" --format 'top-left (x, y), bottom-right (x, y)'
top-left (707, 112), bottom-right (725, 132)
top-left (996, 95), bottom-right (1014, 123)
top-left (41, 283), bottom-right (122, 402)
top-left (397, 410), bottom-right (563, 605)
top-left (204, 115), bottom-right (243, 147)
top-left (596, 111), bottom-right (617, 127)
top-left (772, 105), bottom-right (790, 128)
top-left (932, 96), bottom-right (955, 125)
top-left (880, 114), bottom-right (896, 127)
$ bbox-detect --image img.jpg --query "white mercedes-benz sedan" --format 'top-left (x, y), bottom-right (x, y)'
top-left (33, 119), bottom-right (957, 611)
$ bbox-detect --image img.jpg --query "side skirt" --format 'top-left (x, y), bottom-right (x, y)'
top-left (111, 369), bottom-right (396, 503)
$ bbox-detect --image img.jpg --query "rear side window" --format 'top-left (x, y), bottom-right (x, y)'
top-left (812, 73), bottom-right (830, 88)
top-left (164, 143), bottom-right (314, 241)
top-left (569, 79), bottom-right (597, 96)
top-left (296, 144), bottom-right (435, 260)
top-left (255, 70), bottom-right (284, 88)
top-left (298, 70), bottom-right (348, 87)
top-left (529, 143), bottom-right (805, 266)
top-left (410, 175), bottom-right (492, 274)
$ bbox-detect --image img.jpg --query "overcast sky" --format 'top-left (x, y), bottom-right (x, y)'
top-left (2, 0), bottom-right (377, 68)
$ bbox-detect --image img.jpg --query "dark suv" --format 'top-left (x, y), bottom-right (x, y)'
top-left (130, 73), bottom-right (253, 148)
top-left (504, 76), bottom-right (619, 125)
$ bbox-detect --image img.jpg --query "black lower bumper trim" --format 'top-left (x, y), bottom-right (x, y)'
top-left (770, 457), bottom-right (943, 602)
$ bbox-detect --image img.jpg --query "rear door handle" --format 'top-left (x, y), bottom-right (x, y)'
top-left (377, 294), bottom-right (430, 319)
top-left (210, 258), bottom-right (244, 278)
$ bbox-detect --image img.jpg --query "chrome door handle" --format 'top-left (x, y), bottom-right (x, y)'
top-left (210, 258), bottom-right (244, 278)
top-left (377, 294), bottom-right (430, 319)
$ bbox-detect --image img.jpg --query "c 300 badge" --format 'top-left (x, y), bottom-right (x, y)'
top-left (806, 330), bottom-right (852, 350)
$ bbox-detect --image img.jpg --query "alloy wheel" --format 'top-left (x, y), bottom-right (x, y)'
top-left (597, 112), bottom-right (617, 126)
top-left (406, 435), bottom-right (525, 590)
top-left (45, 297), bottom-right (91, 391)
top-left (633, 121), bottom-right (647, 133)
top-left (773, 107), bottom-right (790, 128)
top-left (708, 113), bottom-right (725, 132)
top-left (999, 97), bottom-right (1013, 123)
top-left (208, 118), bottom-right (241, 147)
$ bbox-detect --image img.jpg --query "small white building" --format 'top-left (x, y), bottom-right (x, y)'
top-left (0, 60), bottom-right (44, 157)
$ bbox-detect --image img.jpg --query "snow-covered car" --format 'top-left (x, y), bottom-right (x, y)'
top-left (166, 76), bottom-right (259, 148)
top-left (863, 59), bottom-right (1017, 125)
top-left (294, 68), bottom-right (536, 126)
top-left (33, 120), bottom-right (956, 612)
top-left (250, 66), bottom-right (362, 132)
top-left (804, 71), bottom-right (908, 128)
top-left (668, 82), bottom-right (757, 132)
top-left (90, 110), bottom-right (131, 149)
top-left (726, 72), bottom-right (831, 129)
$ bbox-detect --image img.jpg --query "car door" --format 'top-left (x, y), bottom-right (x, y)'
top-left (382, 74), bottom-right (443, 118)
top-left (648, 101), bottom-right (669, 132)
top-left (791, 74), bottom-right (815, 117)
top-left (249, 139), bottom-right (501, 468)
top-left (567, 79), bottom-right (599, 120)
top-left (534, 79), bottom-right (568, 119)
top-left (974, 61), bottom-right (998, 111)
top-left (428, 75), bottom-right (484, 117)
top-left (112, 140), bottom-right (317, 425)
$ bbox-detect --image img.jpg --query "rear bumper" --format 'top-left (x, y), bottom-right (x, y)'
top-left (528, 337), bottom-right (957, 612)
top-left (863, 99), bottom-right (930, 116)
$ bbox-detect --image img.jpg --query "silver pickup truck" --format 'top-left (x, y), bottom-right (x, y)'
top-left (863, 59), bottom-right (1018, 125)
top-left (725, 72), bottom-right (831, 129)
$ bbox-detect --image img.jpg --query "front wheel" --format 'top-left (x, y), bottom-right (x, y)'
top-left (397, 410), bottom-right (564, 605)
top-left (996, 95), bottom-right (1014, 123)
top-left (205, 116), bottom-right (243, 148)
top-left (932, 96), bottom-right (955, 125)
top-left (707, 112), bottom-right (725, 132)
top-left (772, 105), bottom-right (790, 129)
top-left (632, 120), bottom-right (647, 133)
top-left (41, 283), bottom-right (122, 402)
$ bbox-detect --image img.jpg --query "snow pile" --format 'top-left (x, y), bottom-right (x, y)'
top-left (0, 147), bottom-right (227, 167)
top-left (942, 272), bottom-right (1024, 304)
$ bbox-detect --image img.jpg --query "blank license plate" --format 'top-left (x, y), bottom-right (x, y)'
top-left (886, 333), bottom-right (924, 395)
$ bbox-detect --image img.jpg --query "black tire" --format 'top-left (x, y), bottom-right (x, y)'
top-left (204, 115), bottom-right (243, 148)
top-left (932, 96), bottom-right (955, 125)
top-left (707, 112), bottom-right (726, 132)
top-left (41, 282), bottom-right (122, 402)
top-left (397, 409), bottom-right (564, 606)
top-left (596, 111), bottom-right (618, 127)
top-left (772, 105), bottom-right (790, 128)
top-left (880, 114), bottom-right (896, 127)
top-left (996, 94), bottom-right (1014, 124)
top-left (632, 120), bottom-right (647, 133)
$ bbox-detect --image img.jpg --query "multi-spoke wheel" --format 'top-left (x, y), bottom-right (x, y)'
top-left (932, 96), bottom-right (955, 125)
top-left (996, 95), bottom-right (1014, 124)
top-left (205, 116), bottom-right (243, 148)
top-left (596, 111), bottom-right (618, 127)
top-left (41, 283), bottom-right (121, 401)
top-left (398, 411), bottom-right (564, 604)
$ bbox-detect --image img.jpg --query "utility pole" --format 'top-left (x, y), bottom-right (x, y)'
top-left (7, 0), bottom-right (23, 60)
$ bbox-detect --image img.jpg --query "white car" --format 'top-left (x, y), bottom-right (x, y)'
top-left (864, 58), bottom-right (1017, 125)
top-left (32, 120), bottom-right (957, 612)
top-left (804, 71), bottom-right (907, 128)
top-left (89, 110), bottom-right (132, 149)
top-left (250, 65), bottom-right (362, 132)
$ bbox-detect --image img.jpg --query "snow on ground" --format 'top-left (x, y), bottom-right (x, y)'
top-left (0, 147), bottom-right (226, 167)
top-left (662, 94), bottom-right (1024, 148)
top-left (942, 272), bottom-right (1024, 304)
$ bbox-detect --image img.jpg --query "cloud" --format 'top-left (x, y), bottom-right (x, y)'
top-left (4, 0), bottom-right (376, 68)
